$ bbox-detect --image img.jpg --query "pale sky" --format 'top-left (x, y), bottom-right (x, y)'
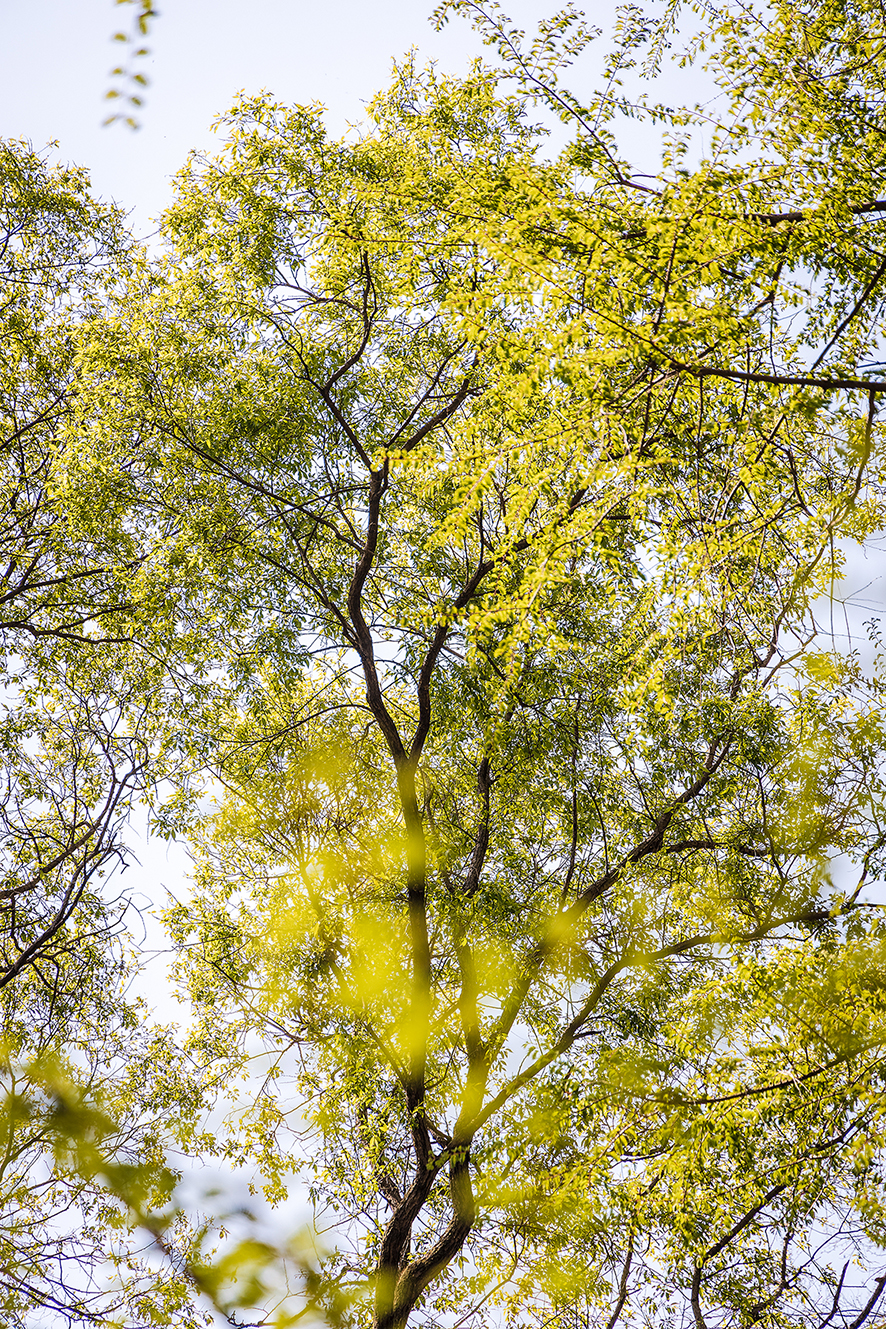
top-left (0, 0), bottom-right (587, 234)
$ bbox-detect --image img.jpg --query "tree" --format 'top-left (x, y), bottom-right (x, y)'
top-left (0, 139), bottom-right (213, 1328)
top-left (57, 0), bottom-right (886, 1325)
top-left (0, 140), bottom-right (144, 989)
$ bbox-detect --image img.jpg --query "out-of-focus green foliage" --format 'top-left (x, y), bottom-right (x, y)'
top-left (105, 0), bottom-right (157, 129)
top-left (0, 995), bottom-right (208, 1327)
top-left (11, 0), bottom-right (886, 1325)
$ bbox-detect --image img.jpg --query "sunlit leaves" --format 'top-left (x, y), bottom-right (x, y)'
top-left (36, 4), bottom-right (886, 1325)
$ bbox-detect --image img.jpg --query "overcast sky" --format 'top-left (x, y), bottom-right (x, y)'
top-left (0, 0), bottom-right (585, 234)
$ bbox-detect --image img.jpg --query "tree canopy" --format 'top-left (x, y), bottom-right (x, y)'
top-left (7, 1), bottom-right (886, 1326)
